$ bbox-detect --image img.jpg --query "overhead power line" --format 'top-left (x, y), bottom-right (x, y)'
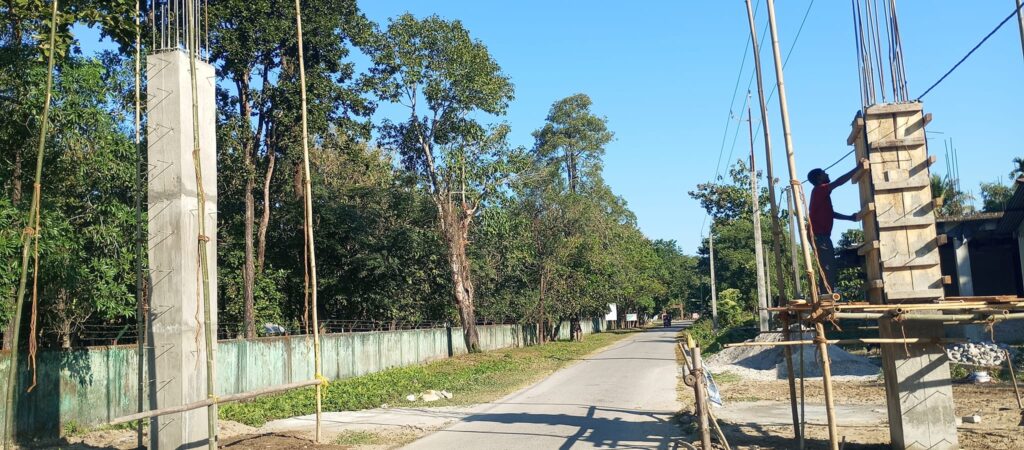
top-left (917, 2), bottom-right (1024, 100)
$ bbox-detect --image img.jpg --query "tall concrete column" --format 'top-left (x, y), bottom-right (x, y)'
top-left (146, 50), bottom-right (218, 449)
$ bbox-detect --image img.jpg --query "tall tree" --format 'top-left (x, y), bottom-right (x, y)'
top-left (367, 14), bottom-right (521, 352)
top-left (532, 94), bottom-right (613, 194)
top-left (211, 0), bottom-right (373, 337)
top-left (979, 180), bottom-right (1013, 212)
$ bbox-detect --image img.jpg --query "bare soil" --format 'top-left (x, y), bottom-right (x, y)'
top-left (681, 378), bottom-right (1024, 450)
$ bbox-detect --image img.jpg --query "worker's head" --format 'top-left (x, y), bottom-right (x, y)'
top-left (807, 168), bottom-right (829, 185)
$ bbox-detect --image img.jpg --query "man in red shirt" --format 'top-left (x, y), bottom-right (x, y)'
top-left (807, 166), bottom-right (859, 290)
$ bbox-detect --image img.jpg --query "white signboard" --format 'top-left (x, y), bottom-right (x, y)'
top-left (626, 313), bottom-right (638, 322)
top-left (605, 303), bottom-right (617, 321)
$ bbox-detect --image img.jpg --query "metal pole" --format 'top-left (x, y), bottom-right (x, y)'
top-left (748, 97), bottom-right (769, 333)
top-left (709, 230), bottom-right (719, 331)
top-left (764, 1), bottom-right (839, 448)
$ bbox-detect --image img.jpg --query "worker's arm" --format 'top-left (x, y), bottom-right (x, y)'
top-left (834, 211), bottom-right (858, 222)
top-left (829, 165), bottom-right (859, 190)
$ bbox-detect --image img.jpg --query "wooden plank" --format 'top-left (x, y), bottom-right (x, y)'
top-left (941, 275), bottom-right (952, 285)
top-left (922, 113), bottom-right (933, 127)
top-left (865, 102), bottom-right (924, 115)
top-left (886, 289), bottom-right (945, 301)
top-left (858, 240), bottom-right (880, 256)
top-left (868, 279), bottom-right (885, 290)
top-left (933, 196), bottom-right (944, 208)
top-left (858, 202), bottom-right (876, 219)
top-left (881, 255), bottom-right (940, 269)
top-left (851, 158), bottom-right (871, 183)
top-left (874, 176), bottom-right (930, 191)
top-left (943, 295), bottom-right (1021, 303)
top-left (870, 136), bottom-right (927, 150)
top-left (935, 234), bottom-right (948, 246)
top-left (848, 116), bottom-right (865, 145)
top-left (877, 216), bottom-right (935, 229)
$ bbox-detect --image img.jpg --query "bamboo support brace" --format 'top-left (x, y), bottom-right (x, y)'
top-left (723, 337), bottom-right (965, 348)
top-left (109, 379), bottom-right (324, 426)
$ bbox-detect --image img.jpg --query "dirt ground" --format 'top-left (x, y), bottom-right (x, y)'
top-left (680, 378), bottom-right (1024, 450)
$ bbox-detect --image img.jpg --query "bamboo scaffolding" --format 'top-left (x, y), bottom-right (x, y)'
top-left (763, 0), bottom-right (839, 448)
top-left (184, 0), bottom-right (218, 447)
top-left (724, 337), bottom-right (965, 348)
top-left (109, 379), bottom-right (323, 426)
top-left (293, 0), bottom-right (325, 442)
top-left (3, 2), bottom-right (58, 448)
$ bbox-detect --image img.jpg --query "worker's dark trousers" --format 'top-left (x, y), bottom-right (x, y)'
top-left (813, 234), bottom-right (836, 291)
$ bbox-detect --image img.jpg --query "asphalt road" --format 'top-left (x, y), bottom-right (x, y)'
top-left (402, 322), bottom-right (687, 450)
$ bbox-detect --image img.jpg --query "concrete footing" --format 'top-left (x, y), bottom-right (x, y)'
top-left (879, 314), bottom-right (958, 450)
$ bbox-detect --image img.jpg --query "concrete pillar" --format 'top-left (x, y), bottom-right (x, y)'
top-left (146, 50), bottom-right (218, 449)
top-left (954, 237), bottom-right (973, 296)
top-left (879, 315), bottom-right (958, 450)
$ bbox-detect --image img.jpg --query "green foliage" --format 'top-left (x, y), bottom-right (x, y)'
top-left (979, 180), bottom-right (1013, 212)
top-left (716, 288), bottom-right (751, 328)
top-left (931, 175), bottom-right (975, 216)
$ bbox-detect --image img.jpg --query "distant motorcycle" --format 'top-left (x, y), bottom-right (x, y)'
top-left (662, 315), bottom-right (671, 327)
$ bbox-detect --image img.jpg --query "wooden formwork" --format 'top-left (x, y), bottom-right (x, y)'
top-left (848, 102), bottom-right (944, 304)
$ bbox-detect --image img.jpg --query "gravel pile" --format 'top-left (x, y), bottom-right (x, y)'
top-left (945, 342), bottom-right (1012, 367)
top-left (705, 332), bottom-right (880, 381)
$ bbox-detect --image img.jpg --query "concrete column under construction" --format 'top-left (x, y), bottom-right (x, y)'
top-left (146, 50), bottom-right (218, 449)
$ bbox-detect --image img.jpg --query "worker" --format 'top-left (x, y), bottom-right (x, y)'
top-left (807, 164), bottom-right (860, 290)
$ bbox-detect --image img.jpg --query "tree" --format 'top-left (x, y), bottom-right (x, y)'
top-left (979, 180), bottom-right (1013, 212)
top-left (367, 14), bottom-right (522, 352)
top-left (930, 175), bottom-right (975, 216)
top-left (1010, 157), bottom-right (1024, 180)
top-left (532, 94), bottom-right (613, 194)
top-left (211, 0), bottom-right (373, 337)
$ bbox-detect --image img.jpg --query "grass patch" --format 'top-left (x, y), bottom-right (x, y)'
top-left (221, 330), bottom-right (635, 427)
top-left (684, 319), bottom-right (757, 355)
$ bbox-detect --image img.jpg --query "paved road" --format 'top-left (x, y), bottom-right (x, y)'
top-left (403, 323), bottom-right (687, 450)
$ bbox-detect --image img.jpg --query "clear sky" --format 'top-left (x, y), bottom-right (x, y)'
top-left (76, 1), bottom-right (1024, 254)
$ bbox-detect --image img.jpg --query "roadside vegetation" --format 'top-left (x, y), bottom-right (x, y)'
top-left (220, 329), bottom-right (635, 427)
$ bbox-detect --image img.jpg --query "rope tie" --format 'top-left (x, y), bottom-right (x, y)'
top-left (22, 227), bottom-right (36, 236)
top-left (315, 373), bottom-right (329, 387)
top-left (208, 394), bottom-right (219, 403)
top-left (198, 235), bottom-right (210, 243)
top-left (812, 336), bottom-right (828, 345)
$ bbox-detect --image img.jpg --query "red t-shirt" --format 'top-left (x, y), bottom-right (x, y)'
top-left (809, 183), bottom-right (834, 236)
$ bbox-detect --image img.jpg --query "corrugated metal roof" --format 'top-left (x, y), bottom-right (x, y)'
top-left (996, 177), bottom-right (1024, 235)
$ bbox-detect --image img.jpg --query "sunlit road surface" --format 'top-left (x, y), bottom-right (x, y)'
top-left (403, 322), bottom-right (688, 449)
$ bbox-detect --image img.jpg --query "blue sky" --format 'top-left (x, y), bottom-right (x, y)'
top-left (77, 1), bottom-right (1024, 254)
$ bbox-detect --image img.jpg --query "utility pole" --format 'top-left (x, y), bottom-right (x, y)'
top-left (787, 188), bottom-right (804, 299)
top-left (743, 0), bottom-right (789, 313)
top-left (1016, 0), bottom-right (1024, 64)
top-left (748, 96), bottom-right (769, 333)
top-left (709, 229), bottom-right (718, 331)
top-left (765, 1), bottom-right (839, 449)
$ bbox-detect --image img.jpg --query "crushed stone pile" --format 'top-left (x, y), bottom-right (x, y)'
top-left (946, 342), bottom-right (1015, 367)
top-left (704, 332), bottom-right (881, 381)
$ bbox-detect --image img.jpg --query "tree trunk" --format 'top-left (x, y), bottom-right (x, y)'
top-left (256, 132), bottom-right (275, 271)
top-left (239, 78), bottom-right (257, 340)
top-left (439, 202), bottom-right (480, 352)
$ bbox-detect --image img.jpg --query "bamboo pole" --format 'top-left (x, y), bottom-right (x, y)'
top-left (109, 379), bottom-right (323, 426)
top-left (1005, 349), bottom-right (1023, 410)
top-left (747, 97), bottom-right (769, 333)
top-left (691, 344), bottom-right (712, 450)
top-left (184, 0), bottom-right (218, 447)
top-left (133, 0), bottom-right (147, 448)
top-left (833, 312), bottom-right (1024, 323)
top-left (742, 0), bottom-right (789, 319)
top-left (786, 188), bottom-right (803, 299)
top-left (724, 337), bottom-right (965, 348)
top-left (764, 1), bottom-right (839, 447)
top-left (3, 2), bottom-right (58, 448)
top-left (293, 0), bottom-right (325, 442)
top-left (1016, 0), bottom-right (1024, 64)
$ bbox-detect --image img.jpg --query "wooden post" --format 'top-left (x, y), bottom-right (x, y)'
top-left (748, 97), bottom-right (769, 333)
top-left (1005, 349), bottom-right (1023, 410)
top-left (709, 230), bottom-right (719, 331)
top-left (764, 1), bottom-right (839, 448)
top-left (691, 345), bottom-right (712, 450)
